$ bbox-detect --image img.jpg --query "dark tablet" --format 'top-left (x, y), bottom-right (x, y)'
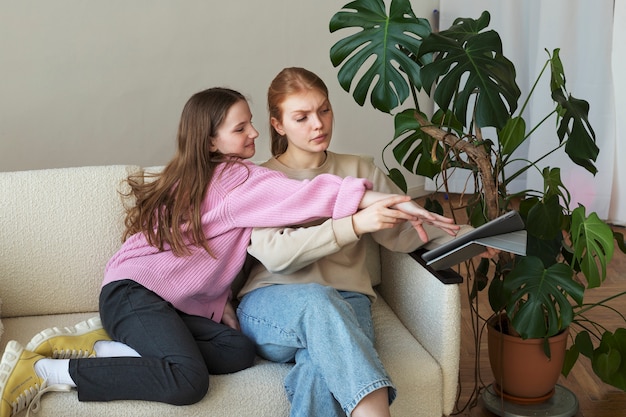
top-left (422, 211), bottom-right (526, 270)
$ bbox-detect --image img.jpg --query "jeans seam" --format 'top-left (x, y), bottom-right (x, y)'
top-left (343, 378), bottom-right (396, 415)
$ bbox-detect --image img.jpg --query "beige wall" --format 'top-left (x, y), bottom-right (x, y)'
top-left (0, 0), bottom-right (438, 196)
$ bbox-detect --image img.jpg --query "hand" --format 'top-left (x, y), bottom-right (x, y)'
top-left (352, 195), bottom-right (418, 236)
top-left (221, 301), bottom-right (241, 330)
top-left (393, 200), bottom-right (460, 242)
top-left (478, 246), bottom-right (500, 259)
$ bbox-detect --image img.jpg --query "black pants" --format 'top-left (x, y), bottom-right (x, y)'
top-left (68, 280), bottom-right (256, 405)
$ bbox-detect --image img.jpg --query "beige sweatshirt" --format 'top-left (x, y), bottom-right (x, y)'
top-left (237, 152), bottom-right (461, 300)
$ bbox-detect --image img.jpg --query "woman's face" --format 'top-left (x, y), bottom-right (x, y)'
top-left (272, 89), bottom-right (333, 156)
top-left (211, 100), bottom-right (259, 159)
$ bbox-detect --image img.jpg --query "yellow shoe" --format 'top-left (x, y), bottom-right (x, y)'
top-left (25, 316), bottom-right (111, 359)
top-left (0, 340), bottom-right (71, 417)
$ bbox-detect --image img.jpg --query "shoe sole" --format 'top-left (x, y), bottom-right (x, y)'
top-left (0, 341), bottom-right (23, 396)
top-left (1, 341), bottom-right (73, 415)
top-left (25, 316), bottom-right (103, 354)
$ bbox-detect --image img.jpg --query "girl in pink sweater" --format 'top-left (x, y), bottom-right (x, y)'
top-left (0, 87), bottom-right (451, 416)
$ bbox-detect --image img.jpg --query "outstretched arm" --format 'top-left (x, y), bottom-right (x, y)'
top-left (358, 190), bottom-right (410, 209)
top-left (248, 219), bottom-right (348, 274)
top-left (353, 195), bottom-right (416, 236)
top-left (360, 193), bottom-right (460, 242)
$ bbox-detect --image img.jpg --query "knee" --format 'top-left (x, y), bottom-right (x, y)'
top-left (238, 335), bottom-right (257, 369)
top-left (211, 333), bottom-right (257, 374)
top-left (165, 366), bottom-right (210, 406)
top-left (174, 384), bottom-right (210, 406)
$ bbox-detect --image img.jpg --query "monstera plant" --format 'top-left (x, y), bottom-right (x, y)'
top-left (329, 0), bottom-right (626, 395)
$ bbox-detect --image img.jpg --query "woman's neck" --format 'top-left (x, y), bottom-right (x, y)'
top-left (277, 150), bottom-right (327, 170)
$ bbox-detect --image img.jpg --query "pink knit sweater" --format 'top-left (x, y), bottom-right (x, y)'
top-left (102, 160), bottom-right (371, 322)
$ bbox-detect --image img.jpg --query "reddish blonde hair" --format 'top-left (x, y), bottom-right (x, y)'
top-left (267, 67), bottom-right (330, 156)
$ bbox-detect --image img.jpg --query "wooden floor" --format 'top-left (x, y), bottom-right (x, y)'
top-left (453, 236), bottom-right (626, 417)
top-left (424, 195), bottom-right (626, 417)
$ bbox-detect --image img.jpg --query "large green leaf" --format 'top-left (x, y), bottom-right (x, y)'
top-left (329, 0), bottom-right (432, 113)
top-left (570, 206), bottom-right (614, 288)
top-left (386, 168), bottom-right (407, 193)
top-left (526, 194), bottom-right (564, 241)
top-left (553, 92), bottom-right (599, 174)
top-left (526, 234), bottom-right (563, 268)
top-left (549, 49), bottom-right (599, 174)
top-left (423, 197), bottom-right (444, 215)
top-left (549, 48), bottom-right (566, 92)
top-left (592, 329), bottom-right (626, 390)
top-left (419, 11), bottom-right (521, 129)
top-left (575, 330), bottom-right (595, 358)
top-left (524, 193), bottom-right (565, 268)
top-left (564, 330), bottom-right (593, 377)
top-left (562, 344), bottom-right (579, 377)
top-left (503, 256), bottom-right (584, 339)
top-left (498, 116), bottom-right (526, 156)
top-left (391, 109), bottom-right (443, 179)
top-left (488, 274), bottom-right (507, 313)
top-left (542, 167), bottom-right (571, 209)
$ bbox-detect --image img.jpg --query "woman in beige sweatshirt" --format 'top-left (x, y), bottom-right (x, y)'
top-left (235, 67), bottom-right (471, 417)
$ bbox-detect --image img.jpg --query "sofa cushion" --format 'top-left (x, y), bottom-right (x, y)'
top-left (0, 165), bottom-right (140, 318)
top-left (0, 299), bottom-right (3, 343)
top-left (0, 291), bottom-right (442, 417)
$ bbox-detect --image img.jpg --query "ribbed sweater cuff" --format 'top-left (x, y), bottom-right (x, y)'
top-left (332, 177), bottom-right (372, 219)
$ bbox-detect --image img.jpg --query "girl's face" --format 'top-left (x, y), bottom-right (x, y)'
top-left (272, 89), bottom-right (333, 156)
top-left (210, 100), bottom-right (259, 159)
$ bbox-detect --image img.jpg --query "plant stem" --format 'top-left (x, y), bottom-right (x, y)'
top-left (413, 111), bottom-right (499, 220)
top-left (576, 291), bottom-right (626, 318)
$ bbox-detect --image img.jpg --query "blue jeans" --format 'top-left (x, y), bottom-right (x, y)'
top-left (237, 283), bottom-right (396, 417)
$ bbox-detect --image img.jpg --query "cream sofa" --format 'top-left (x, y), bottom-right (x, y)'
top-left (0, 165), bottom-right (462, 417)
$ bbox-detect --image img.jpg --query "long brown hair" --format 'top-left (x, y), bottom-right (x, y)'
top-left (267, 67), bottom-right (330, 156)
top-left (122, 87), bottom-right (246, 257)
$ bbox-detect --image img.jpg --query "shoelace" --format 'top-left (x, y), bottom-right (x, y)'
top-left (52, 349), bottom-right (95, 359)
top-left (11, 380), bottom-right (72, 417)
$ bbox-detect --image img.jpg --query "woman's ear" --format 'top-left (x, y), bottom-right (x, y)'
top-left (270, 117), bottom-right (285, 136)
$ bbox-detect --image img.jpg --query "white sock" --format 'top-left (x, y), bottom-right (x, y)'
top-left (93, 340), bottom-right (141, 358)
top-left (34, 359), bottom-right (76, 387)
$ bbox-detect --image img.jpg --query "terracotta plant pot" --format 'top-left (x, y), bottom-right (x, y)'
top-left (487, 314), bottom-right (569, 404)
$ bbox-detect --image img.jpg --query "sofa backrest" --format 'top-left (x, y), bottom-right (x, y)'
top-left (0, 165), bottom-right (139, 317)
top-left (0, 164), bottom-right (382, 318)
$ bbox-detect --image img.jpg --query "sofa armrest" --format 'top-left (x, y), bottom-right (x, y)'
top-left (408, 249), bottom-right (463, 285)
top-left (377, 247), bottom-right (462, 416)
